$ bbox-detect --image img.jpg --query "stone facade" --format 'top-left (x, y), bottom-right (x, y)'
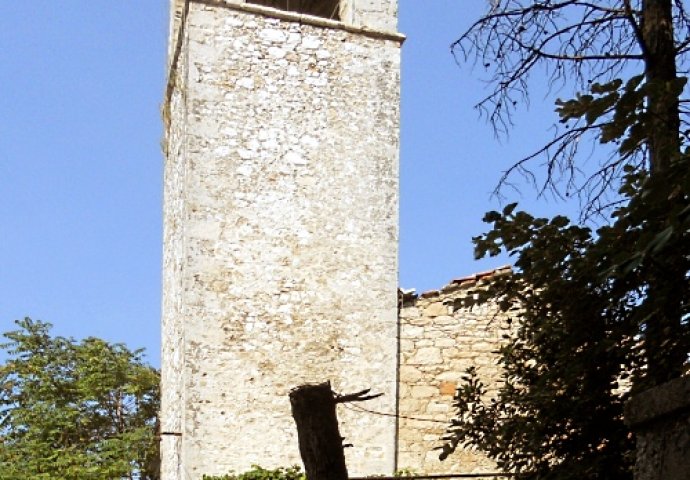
top-left (397, 267), bottom-right (516, 474)
top-left (161, 1), bottom-right (403, 478)
top-left (161, 1), bottom-right (520, 478)
top-left (625, 375), bottom-right (690, 480)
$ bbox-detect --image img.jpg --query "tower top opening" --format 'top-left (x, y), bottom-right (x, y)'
top-left (246, 0), bottom-right (340, 20)
top-left (169, 1), bottom-right (399, 38)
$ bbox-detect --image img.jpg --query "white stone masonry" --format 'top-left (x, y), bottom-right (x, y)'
top-left (162, 1), bottom-right (402, 478)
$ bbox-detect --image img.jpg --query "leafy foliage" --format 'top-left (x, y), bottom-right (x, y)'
top-left (441, 161), bottom-right (689, 478)
top-left (0, 318), bottom-right (160, 479)
top-left (441, 1), bottom-right (690, 478)
top-left (202, 466), bottom-right (417, 480)
top-left (202, 465), bottom-right (306, 480)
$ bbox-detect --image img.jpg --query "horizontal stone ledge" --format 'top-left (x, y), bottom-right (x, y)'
top-left (624, 375), bottom-right (690, 428)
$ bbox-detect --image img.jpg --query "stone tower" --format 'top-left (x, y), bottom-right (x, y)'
top-left (161, 1), bottom-right (403, 478)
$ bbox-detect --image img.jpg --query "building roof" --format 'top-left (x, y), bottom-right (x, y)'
top-left (400, 265), bottom-right (512, 303)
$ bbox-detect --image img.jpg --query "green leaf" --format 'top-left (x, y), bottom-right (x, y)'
top-left (0, 319), bottom-right (160, 479)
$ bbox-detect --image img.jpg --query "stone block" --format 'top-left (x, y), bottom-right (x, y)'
top-left (410, 385), bottom-right (437, 399)
top-left (424, 301), bottom-right (449, 317)
top-left (438, 381), bottom-right (457, 396)
top-left (410, 347), bottom-right (442, 365)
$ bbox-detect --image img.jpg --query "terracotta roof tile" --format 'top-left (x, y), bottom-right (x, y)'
top-left (451, 265), bottom-right (511, 285)
top-left (399, 265), bottom-right (512, 303)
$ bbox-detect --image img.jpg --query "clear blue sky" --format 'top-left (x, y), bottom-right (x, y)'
top-left (0, 1), bottom-right (575, 367)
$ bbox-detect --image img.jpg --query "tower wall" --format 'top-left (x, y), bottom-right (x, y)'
top-left (162, 1), bottom-right (402, 478)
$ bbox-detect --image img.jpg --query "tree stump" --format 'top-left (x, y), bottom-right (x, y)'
top-left (289, 382), bottom-right (348, 480)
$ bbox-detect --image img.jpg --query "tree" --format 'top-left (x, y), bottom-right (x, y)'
top-left (0, 318), bottom-right (160, 479)
top-left (289, 383), bottom-right (383, 480)
top-left (440, 1), bottom-right (690, 478)
top-left (454, 0), bottom-right (688, 206)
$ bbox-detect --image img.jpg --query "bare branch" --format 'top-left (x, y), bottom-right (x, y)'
top-left (334, 388), bottom-right (384, 404)
top-left (451, 0), bottom-right (690, 211)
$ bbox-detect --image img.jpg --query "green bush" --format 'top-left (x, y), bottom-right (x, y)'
top-left (202, 464), bottom-right (417, 480)
top-left (203, 465), bottom-right (305, 480)
top-left (394, 469), bottom-right (415, 477)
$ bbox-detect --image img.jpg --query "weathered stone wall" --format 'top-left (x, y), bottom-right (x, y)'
top-left (397, 267), bottom-right (515, 474)
top-left (161, 1), bottom-right (402, 478)
top-left (342, 0), bottom-right (398, 31)
top-left (160, 1), bottom-right (189, 475)
top-left (625, 375), bottom-right (690, 480)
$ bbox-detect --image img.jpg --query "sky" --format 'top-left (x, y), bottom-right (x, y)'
top-left (0, 1), bottom-right (576, 367)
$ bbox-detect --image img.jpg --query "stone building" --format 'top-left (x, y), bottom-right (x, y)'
top-left (161, 1), bottom-right (513, 478)
top-left (397, 267), bottom-right (515, 474)
top-left (162, 1), bottom-right (402, 478)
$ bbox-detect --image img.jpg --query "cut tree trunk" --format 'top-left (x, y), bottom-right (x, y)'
top-left (289, 382), bottom-right (348, 480)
